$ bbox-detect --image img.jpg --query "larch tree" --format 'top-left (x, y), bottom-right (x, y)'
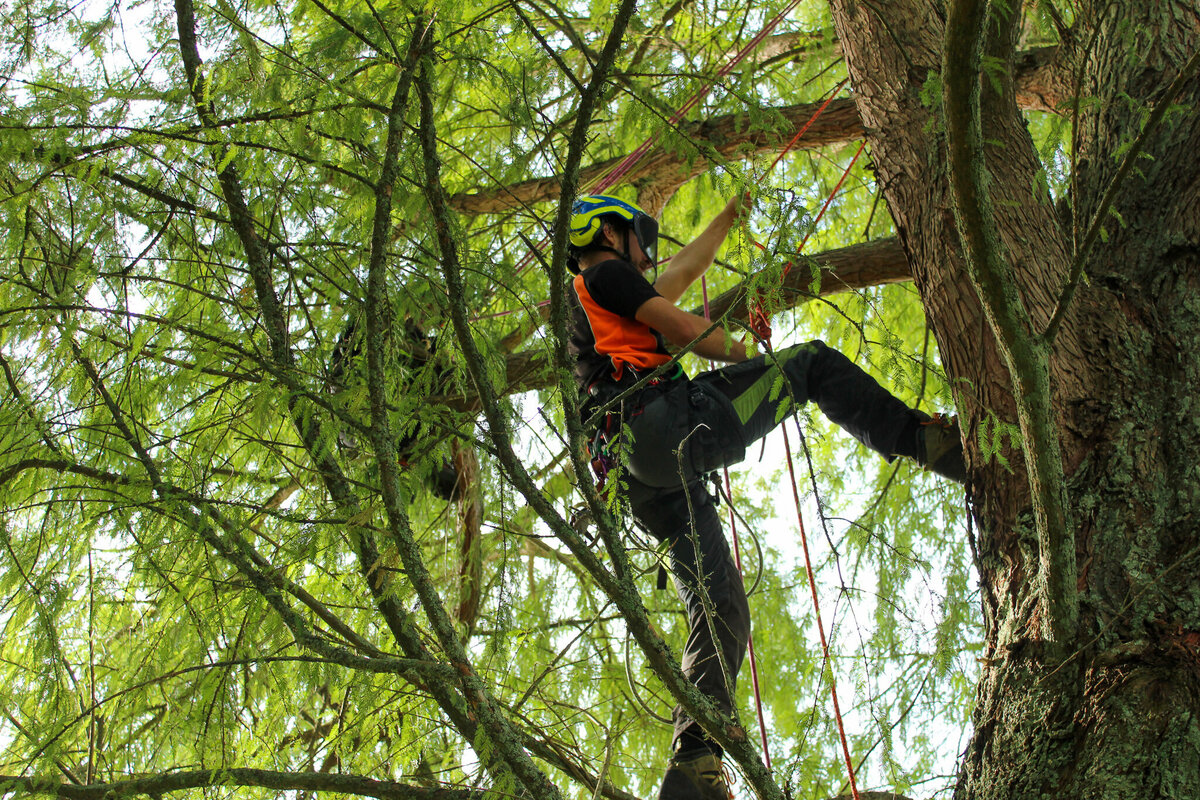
top-left (828, 0), bottom-right (1200, 797)
top-left (0, 0), bottom-right (1195, 799)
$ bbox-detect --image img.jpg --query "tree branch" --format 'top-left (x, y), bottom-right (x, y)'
top-left (1042, 46), bottom-right (1200, 344)
top-left (0, 769), bottom-right (484, 799)
top-left (450, 46), bottom-right (1063, 217)
top-left (410, 35), bottom-right (565, 800)
top-left (58, 341), bottom-right (451, 744)
top-left (943, 0), bottom-right (1076, 647)
top-left (169, 3), bottom-right (501, 759)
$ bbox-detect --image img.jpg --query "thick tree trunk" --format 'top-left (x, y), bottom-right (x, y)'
top-left (829, 0), bottom-right (1200, 796)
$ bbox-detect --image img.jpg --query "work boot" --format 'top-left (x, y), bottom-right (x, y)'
top-left (657, 749), bottom-right (733, 800)
top-left (919, 414), bottom-right (967, 483)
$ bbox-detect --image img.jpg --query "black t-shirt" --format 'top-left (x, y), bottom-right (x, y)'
top-left (568, 259), bottom-right (673, 393)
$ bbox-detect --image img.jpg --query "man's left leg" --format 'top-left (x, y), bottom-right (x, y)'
top-left (630, 479), bottom-right (747, 800)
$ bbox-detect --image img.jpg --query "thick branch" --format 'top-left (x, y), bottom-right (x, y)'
top-left (943, 0), bottom-right (1076, 646)
top-left (452, 98), bottom-right (862, 214)
top-left (451, 46), bottom-right (1062, 216)
top-left (698, 237), bottom-right (910, 321)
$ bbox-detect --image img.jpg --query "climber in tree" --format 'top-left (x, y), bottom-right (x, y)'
top-left (565, 192), bottom-right (965, 800)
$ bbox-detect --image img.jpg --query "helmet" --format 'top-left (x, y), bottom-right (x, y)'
top-left (568, 194), bottom-right (658, 272)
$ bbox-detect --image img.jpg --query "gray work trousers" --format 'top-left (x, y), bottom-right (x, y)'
top-left (620, 340), bottom-right (921, 749)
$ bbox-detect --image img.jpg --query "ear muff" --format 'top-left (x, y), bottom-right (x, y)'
top-left (632, 214), bottom-right (658, 264)
top-left (568, 209), bottom-right (608, 250)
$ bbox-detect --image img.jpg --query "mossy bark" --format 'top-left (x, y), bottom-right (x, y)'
top-left (829, 0), bottom-right (1200, 795)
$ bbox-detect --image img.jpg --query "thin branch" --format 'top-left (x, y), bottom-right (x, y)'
top-left (409, 34), bottom-right (564, 800)
top-left (512, 3), bottom-right (586, 92)
top-left (1042, 46), bottom-right (1200, 344)
top-left (306, 0), bottom-right (388, 56)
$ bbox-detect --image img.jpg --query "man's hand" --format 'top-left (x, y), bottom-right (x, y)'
top-left (724, 190), bottom-right (753, 223)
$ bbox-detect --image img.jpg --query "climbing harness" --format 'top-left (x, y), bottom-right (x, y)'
top-left (587, 412), bottom-right (621, 491)
top-left (584, 363), bottom-right (685, 491)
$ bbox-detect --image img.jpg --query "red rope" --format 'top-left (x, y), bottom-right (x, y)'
top-left (747, 139), bottom-right (867, 340)
top-left (683, 71), bottom-right (865, 790)
top-left (780, 420), bottom-right (860, 799)
top-left (764, 79), bottom-right (849, 176)
top-left (753, 138), bottom-right (868, 800)
top-left (722, 118), bottom-right (868, 799)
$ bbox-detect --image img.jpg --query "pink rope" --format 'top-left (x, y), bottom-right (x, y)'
top-left (593, 0), bottom-right (805, 194)
top-left (510, 0), bottom-right (805, 278)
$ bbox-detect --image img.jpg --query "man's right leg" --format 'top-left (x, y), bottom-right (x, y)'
top-left (694, 339), bottom-right (964, 479)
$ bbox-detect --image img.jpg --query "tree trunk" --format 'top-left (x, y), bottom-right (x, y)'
top-left (829, 0), bottom-right (1200, 796)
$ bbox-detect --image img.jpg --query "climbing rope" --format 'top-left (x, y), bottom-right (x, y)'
top-left (700, 105), bottom-right (870, 799)
top-left (780, 416), bottom-right (860, 799)
top-left (757, 146), bottom-right (870, 800)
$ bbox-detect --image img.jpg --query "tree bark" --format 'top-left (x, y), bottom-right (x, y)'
top-left (829, 0), bottom-right (1200, 797)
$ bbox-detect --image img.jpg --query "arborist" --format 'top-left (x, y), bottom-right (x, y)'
top-left (565, 192), bottom-right (965, 800)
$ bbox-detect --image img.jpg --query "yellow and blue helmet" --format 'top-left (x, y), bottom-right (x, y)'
top-left (567, 194), bottom-right (658, 272)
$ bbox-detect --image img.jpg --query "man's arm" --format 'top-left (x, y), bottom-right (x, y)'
top-left (635, 296), bottom-right (747, 363)
top-left (653, 193), bottom-right (749, 303)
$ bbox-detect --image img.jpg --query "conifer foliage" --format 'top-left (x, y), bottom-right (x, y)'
top-left (6, 0), bottom-right (1191, 798)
